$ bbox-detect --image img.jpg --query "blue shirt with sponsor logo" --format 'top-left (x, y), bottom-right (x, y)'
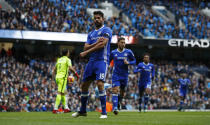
top-left (110, 49), bottom-right (136, 79)
top-left (86, 26), bottom-right (112, 63)
top-left (134, 62), bottom-right (155, 85)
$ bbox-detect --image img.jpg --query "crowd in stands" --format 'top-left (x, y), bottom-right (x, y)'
top-left (0, 48), bottom-right (209, 112)
top-left (0, 0), bottom-right (209, 38)
top-left (2, 0), bottom-right (136, 35)
top-left (113, 0), bottom-right (209, 39)
top-left (0, 8), bottom-right (26, 30)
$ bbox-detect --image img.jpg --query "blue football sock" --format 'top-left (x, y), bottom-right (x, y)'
top-left (139, 97), bottom-right (142, 108)
top-left (80, 92), bottom-right (88, 113)
top-left (112, 94), bottom-right (118, 110)
top-left (99, 90), bottom-right (107, 115)
top-left (144, 94), bottom-right (149, 109)
top-left (180, 100), bottom-right (184, 108)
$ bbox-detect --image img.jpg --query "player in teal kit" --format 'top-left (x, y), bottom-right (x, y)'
top-left (72, 11), bottom-right (112, 119)
top-left (110, 37), bottom-right (136, 115)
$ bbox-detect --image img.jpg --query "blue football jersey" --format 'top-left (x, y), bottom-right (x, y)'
top-left (134, 62), bottom-right (155, 85)
top-left (86, 26), bottom-right (112, 63)
top-left (178, 78), bottom-right (190, 90)
top-left (110, 48), bottom-right (136, 79)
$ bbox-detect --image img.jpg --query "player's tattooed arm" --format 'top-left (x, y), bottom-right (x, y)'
top-left (84, 37), bottom-right (105, 51)
top-left (80, 37), bottom-right (108, 58)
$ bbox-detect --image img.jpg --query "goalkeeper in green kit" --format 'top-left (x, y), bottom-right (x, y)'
top-left (52, 48), bottom-right (79, 114)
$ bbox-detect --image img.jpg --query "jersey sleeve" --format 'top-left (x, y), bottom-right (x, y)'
top-left (134, 63), bottom-right (142, 73)
top-left (128, 50), bottom-right (136, 65)
top-left (177, 79), bottom-right (181, 84)
top-left (67, 58), bottom-right (72, 67)
top-left (109, 51), bottom-right (114, 64)
top-left (187, 79), bottom-right (191, 85)
top-left (102, 28), bottom-right (112, 40)
top-left (151, 64), bottom-right (155, 80)
top-left (86, 33), bottom-right (91, 44)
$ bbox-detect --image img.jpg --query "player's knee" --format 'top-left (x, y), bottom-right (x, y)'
top-left (180, 96), bottom-right (184, 100)
top-left (97, 80), bottom-right (104, 91)
top-left (57, 91), bottom-right (62, 95)
top-left (146, 88), bottom-right (151, 94)
top-left (120, 85), bottom-right (126, 91)
top-left (62, 91), bottom-right (67, 96)
top-left (112, 87), bottom-right (119, 94)
top-left (81, 84), bottom-right (89, 92)
top-left (98, 85), bottom-right (104, 91)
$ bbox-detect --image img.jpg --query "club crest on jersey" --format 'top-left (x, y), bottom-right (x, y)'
top-left (149, 66), bottom-right (152, 69)
top-left (98, 31), bottom-right (102, 35)
top-left (115, 54), bottom-right (118, 56)
top-left (124, 53), bottom-right (128, 56)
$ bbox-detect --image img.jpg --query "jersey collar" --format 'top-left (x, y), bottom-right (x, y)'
top-left (95, 25), bottom-right (104, 31)
top-left (143, 62), bottom-right (150, 65)
top-left (117, 48), bottom-right (125, 53)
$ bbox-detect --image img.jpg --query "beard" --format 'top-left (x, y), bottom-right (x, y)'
top-left (95, 21), bottom-right (102, 28)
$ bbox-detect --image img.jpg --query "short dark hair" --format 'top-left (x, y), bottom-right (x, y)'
top-left (93, 11), bottom-right (104, 18)
top-left (143, 53), bottom-right (150, 58)
top-left (61, 48), bottom-right (69, 56)
top-left (118, 37), bottom-right (125, 43)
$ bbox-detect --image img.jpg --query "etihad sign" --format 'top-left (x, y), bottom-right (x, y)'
top-left (168, 39), bottom-right (210, 48)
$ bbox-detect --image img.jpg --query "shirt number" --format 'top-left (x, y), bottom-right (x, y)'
top-left (99, 73), bottom-right (105, 79)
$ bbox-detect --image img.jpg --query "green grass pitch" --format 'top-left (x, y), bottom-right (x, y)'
top-left (0, 112), bottom-right (210, 125)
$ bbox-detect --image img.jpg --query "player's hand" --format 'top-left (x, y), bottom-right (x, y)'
top-left (97, 37), bottom-right (105, 43)
top-left (80, 51), bottom-right (87, 58)
top-left (124, 59), bottom-right (129, 65)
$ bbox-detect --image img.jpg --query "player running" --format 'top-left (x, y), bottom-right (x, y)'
top-left (134, 53), bottom-right (155, 112)
top-left (178, 70), bottom-right (191, 111)
top-left (52, 49), bottom-right (79, 114)
top-left (109, 37), bottom-right (136, 115)
top-left (72, 11), bottom-right (112, 119)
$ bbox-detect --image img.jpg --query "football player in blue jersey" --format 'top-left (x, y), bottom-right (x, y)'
top-left (72, 11), bottom-right (112, 119)
top-left (134, 53), bottom-right (155, 112)
top-left (110, 37), bottom-right (136, 115)
top-left (178, 70), bottom-right (191, 111)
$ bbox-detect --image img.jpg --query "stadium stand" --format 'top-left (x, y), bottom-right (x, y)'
top-left (0, 8), bottom-right (26, 30)
top-left (112, 0), bottom-right (209, 39)
top-left (0, 0), bottom-right (209, 113)
top-left (3, 0), bottom-right (136, 35)
top-left (2, 0), bottom-right (208, 38)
